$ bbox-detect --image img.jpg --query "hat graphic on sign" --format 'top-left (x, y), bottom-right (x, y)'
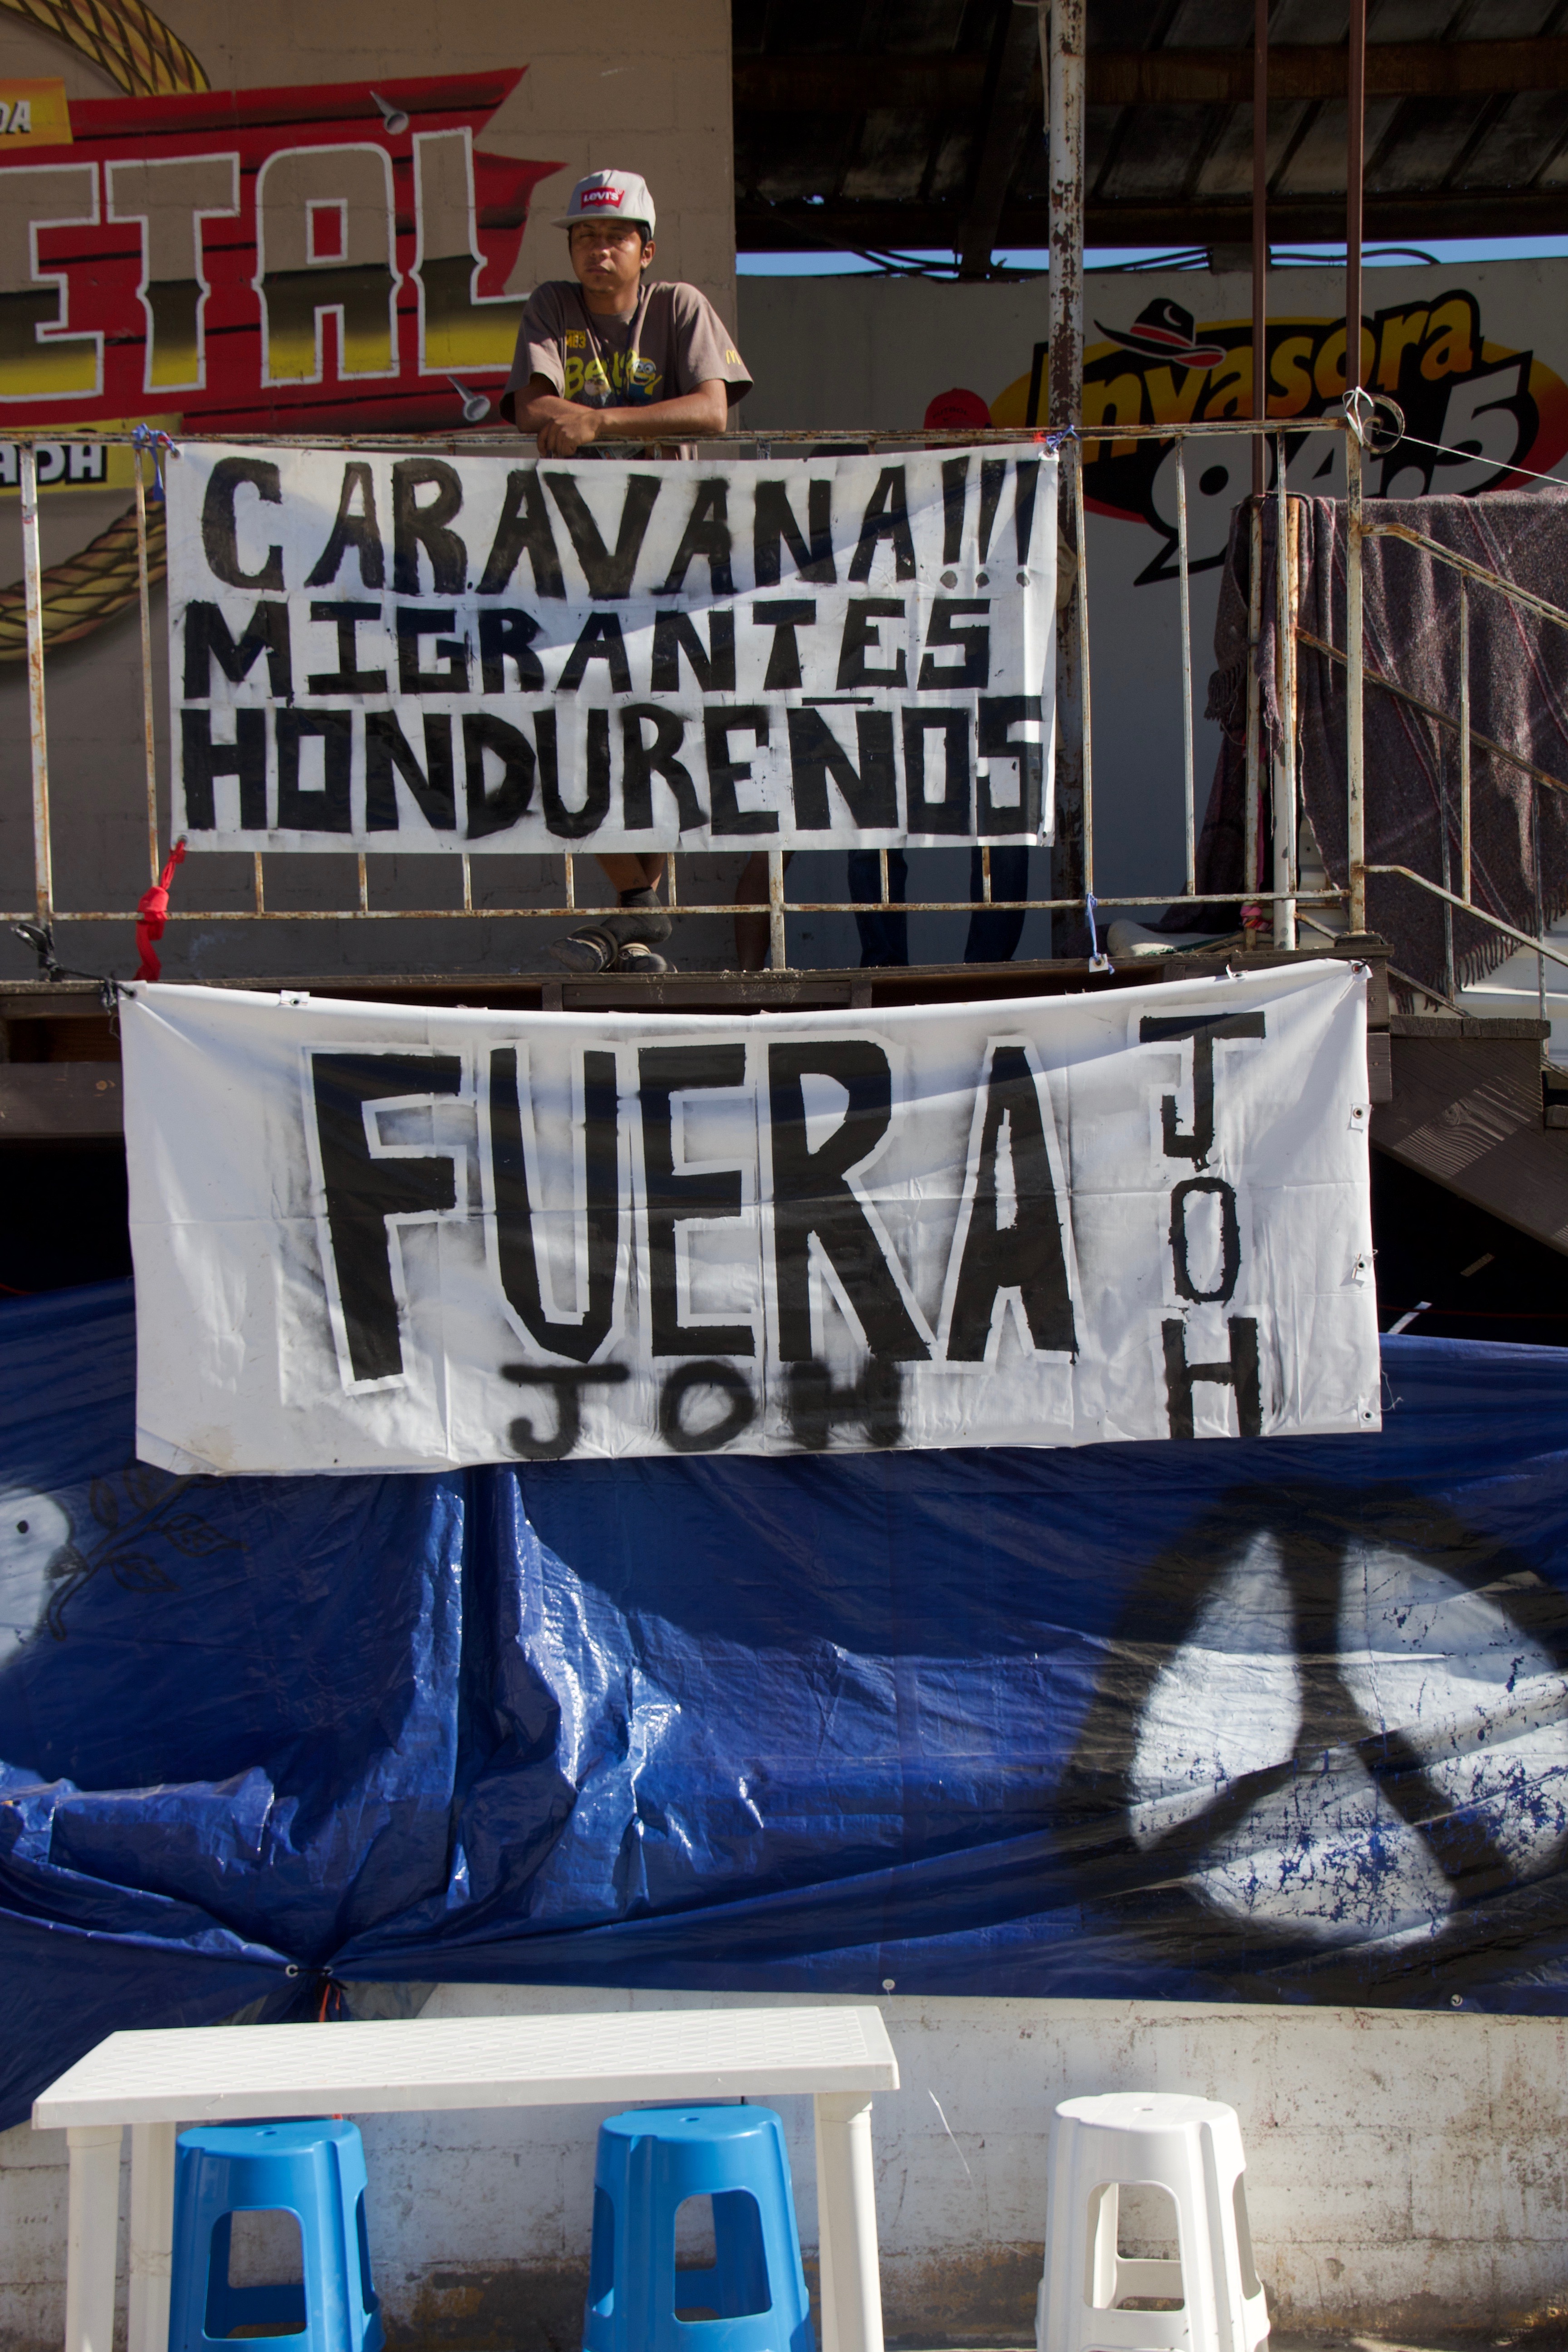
top-left (553, 169), bottom-right (657, 235)
top-left (1094, 298), bottom-right (1227, 370)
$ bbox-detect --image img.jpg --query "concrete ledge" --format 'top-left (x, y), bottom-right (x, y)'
top-left (8, 1990), bottom-right (1568, 2351)
top-left (0, 1065), bottom-right (122, 1139)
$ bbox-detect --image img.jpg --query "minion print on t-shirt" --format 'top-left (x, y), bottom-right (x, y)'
top-left (562, 332), bottom-right (664, 405)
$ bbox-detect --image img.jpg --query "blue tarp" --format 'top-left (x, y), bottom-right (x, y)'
top-left (5, 1279), bottom-right (1568, 2130)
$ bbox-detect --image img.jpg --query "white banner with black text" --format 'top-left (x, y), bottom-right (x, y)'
top-left (167, 443), bottom-right (1054, 855)
top-left (123, 962), bottom-right (1379, 1474)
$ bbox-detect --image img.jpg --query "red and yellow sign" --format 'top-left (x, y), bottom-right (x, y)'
top-left (0, 72), bottom-right (560, 433)
top-left (0, 79), bottom-right (71, 147)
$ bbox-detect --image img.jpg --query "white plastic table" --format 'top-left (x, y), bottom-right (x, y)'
top-left (34, 2006), bottom-right (899, 2352)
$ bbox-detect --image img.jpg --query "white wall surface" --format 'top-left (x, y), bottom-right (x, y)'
top-left (737, 263), bottom-right (1568, 922)
top-left (7, 1984), bottom-right (1568, 2351)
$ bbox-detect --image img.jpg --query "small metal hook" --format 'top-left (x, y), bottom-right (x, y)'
top-left (369, 88), bottom-right (410, 137)
top-left (448, 377), bottom-right (492, 424)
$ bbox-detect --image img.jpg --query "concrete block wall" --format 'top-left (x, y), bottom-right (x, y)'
top-left (6, 1986), bottom-right (1568, 2351)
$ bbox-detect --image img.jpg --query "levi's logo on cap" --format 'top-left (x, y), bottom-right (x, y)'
top-left (553, 168), bottom-right (657, 235)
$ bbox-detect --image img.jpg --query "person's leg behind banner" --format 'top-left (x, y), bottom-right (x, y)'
top-left (553, 853), bottom-right (672, 974)
top-left (734, 849), bottom-right (796, 971)
top-left (849, 848), bottom-right (908, 968)
top-left (963, 845), bottom-right (1029, 965)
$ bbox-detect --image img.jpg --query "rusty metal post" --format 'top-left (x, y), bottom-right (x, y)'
top-left (1176, 441), bottom-right (1196, 897)
top-left (1251, 0), bottom-right (1269, 496)
top-left (1459, 576), bottom-right (1471, 903)
top-left (768, 847), bottom-right (787, 970)
top-left (1273, 471), bottom-right (1298, 949)
top-left (20, 442), bottom-right (54, 929)
top-left (1073, 447), bottom-right (1093, 906)
top-left (1245, 499), bottom-right (1263, 920)
top-left (1048, 0), bottom-right (1084, 435)
top-left (133, 445), bottom-right (160, 886)
top-left (1347, 426), bottom-right (1367, 931)
top-left (1048, 0), bottom-right (1085, 946)
top-left (1346, 0), bottom-right (1365, 397)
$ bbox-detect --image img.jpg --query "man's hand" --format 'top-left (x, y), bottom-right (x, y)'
top-left (530, 398), bottom-right (602, 456)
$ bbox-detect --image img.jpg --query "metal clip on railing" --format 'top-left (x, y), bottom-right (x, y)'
top-left (1085, 893), bottom-right (1112, 975)
top-left (131, 423), bottom-right (178, 502)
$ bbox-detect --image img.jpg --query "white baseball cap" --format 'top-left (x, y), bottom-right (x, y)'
top-left (552, 169), bottom-right (656, 236)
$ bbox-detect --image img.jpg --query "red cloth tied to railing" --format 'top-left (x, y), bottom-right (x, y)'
top-left (135, 838), bottom-right (186, 982)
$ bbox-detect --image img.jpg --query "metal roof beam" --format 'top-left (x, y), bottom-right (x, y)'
top-left (1093, 39), bottom-right (1568, 103)
top-left (733, 39), bottom-right (1568, 112)
top-left (957, 0), bottom-right (1047, 276)
top-left (735, 186), bottom-right (1568, 249)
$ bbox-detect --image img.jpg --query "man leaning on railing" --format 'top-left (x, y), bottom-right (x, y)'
top-left (500, 168), bottom-right (753, 975)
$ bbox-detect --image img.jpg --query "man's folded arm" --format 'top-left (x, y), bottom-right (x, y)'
top-left (510, 372), bottom-right (730, 453)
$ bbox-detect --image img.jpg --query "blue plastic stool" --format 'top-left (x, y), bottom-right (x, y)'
top-left (585, 2105), bottom-right (814, 2352)
top-left (168, 2120), bottom-right (384, 2352)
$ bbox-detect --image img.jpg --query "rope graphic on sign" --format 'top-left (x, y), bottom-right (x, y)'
top-left (0, 0), bottom-right (206, 100)
top-left (0, 499), bottom-right (165, 659)
top-left (0, 0), bottom-right (206, 657)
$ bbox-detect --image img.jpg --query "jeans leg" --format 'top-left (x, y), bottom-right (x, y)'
top-left (848, 849), bottom-right (908, 967)
top-left (964, 846), bottom-right (1028, 963)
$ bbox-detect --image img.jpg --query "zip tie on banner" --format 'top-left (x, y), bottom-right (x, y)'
top-left (135, 838), bottom-right (186, 982)
top-left (1086, 892), bottom-right (1113, 974)
top-left (131, 422), bottom-right (178, 501)
top-left (1031, 424), bottom-right (1078, 452)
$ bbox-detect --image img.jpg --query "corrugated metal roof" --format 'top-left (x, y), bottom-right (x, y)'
top-left (733, 0), bottom-right (1568, 265)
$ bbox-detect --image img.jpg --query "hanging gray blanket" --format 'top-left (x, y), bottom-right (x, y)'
top-left (1195, 488), bottom-right (1568, 998)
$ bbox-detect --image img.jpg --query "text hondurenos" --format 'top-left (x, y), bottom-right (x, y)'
top-left (196, 454), bottom-right (1048, 605)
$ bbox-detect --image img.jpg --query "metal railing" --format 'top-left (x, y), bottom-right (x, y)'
top-left (1355, 512), bottom-right (1568, 1010)
top-left (3, 416), bottom-right (1563, 990)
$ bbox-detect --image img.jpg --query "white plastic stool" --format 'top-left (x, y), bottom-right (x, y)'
top-left (1035, 2093), bottom-right (1268, 2352)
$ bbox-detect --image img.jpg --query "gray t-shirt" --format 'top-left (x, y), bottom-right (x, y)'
top-left (500, 279), bottom-right (752, 422)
